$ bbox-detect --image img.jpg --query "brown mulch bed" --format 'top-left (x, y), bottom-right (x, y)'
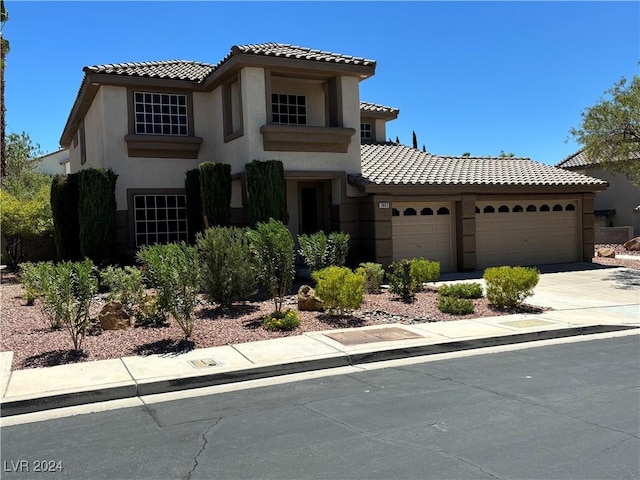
top-left (2, 244), bottom-right (637, 371)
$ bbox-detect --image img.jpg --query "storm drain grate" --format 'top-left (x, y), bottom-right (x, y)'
top-left (188, 358), bottom-right (218, 369)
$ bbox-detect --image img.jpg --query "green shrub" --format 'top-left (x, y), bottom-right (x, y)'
top-left (245, 160), bottom-right (287, 225)
top-left (137, 242), bottom-right (200, 339)
top-left (185, 168), bottom-right (204, 243)
top-left (100, 266), bottom-right (145, 316)
top-left (262, 309), bottom-right (301, 331)
top-left (297, 231), bottom-right (350, 273)
top-left (77, 168), bottom-right (118, 264)
top-left (356, 262), bottom-right (385, 293)
top-left (18, 261), bottom-right (41, 305)
top-left (134, 293), bottom-right (168, 328)
top-left (197, 226), bottom-right (256, 308)
top-left (31, 259), bottom-right (98, 349)
top-left (483, 266), bottom-right (540, 308)
top-left (297, 231), bottom-right (328, 273)
top-left (199, 162), bottom-right (231, 227)
top-left (438, 282), bottom-right (483, 299)
top-left (438, 295), bottom-right (475, 315)
top-left (410, 258), bottom-right (440, 290)
top-left (50, 173), bottom-right (81, 261)
top-left (247, 219), bottom-right (295, 313)
top-left (313, 266), bottom-right (364, 315)
top-left (387, 259), bottom-right (418, 302)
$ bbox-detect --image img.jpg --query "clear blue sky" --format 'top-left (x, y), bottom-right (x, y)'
top-left (3, 1), bottom-right (639, 165)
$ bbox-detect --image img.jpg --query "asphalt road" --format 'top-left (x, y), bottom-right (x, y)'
top-left (2, 334), bottom-right (639, 480)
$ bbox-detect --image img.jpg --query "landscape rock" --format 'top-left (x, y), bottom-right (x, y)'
top-left (623, 237), bottom-right (640, 251)
top-left (99, 301), bottom-right (132, 330)
top-left (596, 247), bottom-right (616, 258)
top-left (297, 285), bottom-right (323, 312)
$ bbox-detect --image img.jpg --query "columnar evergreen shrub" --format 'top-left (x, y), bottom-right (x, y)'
top-left (50, 173), bottom-right (81, 261)
top-left (387, 259), bottom-right (418, 302)
top-left (185, 168), bottom-right (204, 242)
top-left (245, 160), bottom-right (287, 225)
top-left (137, 242), bottom-right (200, 339)
top-left (483, 266), bottom-right (540, 308)
top-left (356, 262), bottom-right (385, 293)
top-left (199, 162), bottom-right (231, 227)
top-left (77, 168), bottom-right (118, 264)
top-left (246, 219), bottom-right (295, 313)
top-left (410, 258), bottom-right (440, 290)
top-left (197, 226), bottom-right (256, 308)
top-left (313, 266), bottom-right (364, 315)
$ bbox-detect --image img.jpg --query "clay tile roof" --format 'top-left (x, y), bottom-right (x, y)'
top-left (231, 42), bottom-right (376, 67)
top-left (85, 60), bottom-right (216, 83)
top-left (352, 143), bottom-right (608, 187)
top-left (556, 149), bottom-right (593, 168)
top-left (360, 102), bottom-right (399, 115)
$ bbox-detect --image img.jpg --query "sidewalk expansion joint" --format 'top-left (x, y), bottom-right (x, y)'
top-left (1, 324), bottom-right (638, 418)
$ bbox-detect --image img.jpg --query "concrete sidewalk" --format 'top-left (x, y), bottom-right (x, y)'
top-left (1, 263), bottom-right (638, 418)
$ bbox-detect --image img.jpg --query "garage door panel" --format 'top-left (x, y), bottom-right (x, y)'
top-left (476, 200), bottom-right (579, 268)
top-left (392, 202), bottom-right (455, 272)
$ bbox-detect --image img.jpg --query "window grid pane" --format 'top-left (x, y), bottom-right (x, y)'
top-left (271, 93), bottom-right (307, 125)
top-left (134, 92), bottom-right (188, 136)
top-left (134, 194), bottom-right (188, 247)
top-left (361, 123), bottom-right (372, 140)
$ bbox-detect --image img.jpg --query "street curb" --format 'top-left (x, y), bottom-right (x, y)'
top-left (1, 324), bottom-right (638, 418)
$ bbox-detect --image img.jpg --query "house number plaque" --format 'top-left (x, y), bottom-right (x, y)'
top-left (378, 202), bottom-right (390, 209)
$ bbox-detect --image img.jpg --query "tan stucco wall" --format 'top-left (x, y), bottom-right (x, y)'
top-left (374, 118), bottom-right (387, 142)
top-left (578, 167), bottom-right (640, 227)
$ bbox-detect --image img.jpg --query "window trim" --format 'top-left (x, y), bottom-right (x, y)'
top-left (125, 88), bottom-right (202, 159)
top-left (222, 74), bottom-right (244, 142)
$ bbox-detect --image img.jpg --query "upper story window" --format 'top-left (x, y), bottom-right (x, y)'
top-left (134, 92), bottom-right (188, 136)
top-left (361, 123), bottom-right (373, 141)
top-left (271, 94), bottom-right (306, 125)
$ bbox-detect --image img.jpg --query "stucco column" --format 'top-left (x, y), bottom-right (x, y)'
top-left (358, 195), bottom-right (393, 267)
top-left (581, 193), bottom-right (596, 262)
top-left (456, 195), bottom-right (477, 272)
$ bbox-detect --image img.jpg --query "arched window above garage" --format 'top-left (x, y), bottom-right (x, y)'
top-left (437, 207), bottom-right (450, 215)
top-left (421, 207), bottom-right (434, 216)
top-left (404, 208), bottom-right (417, 216)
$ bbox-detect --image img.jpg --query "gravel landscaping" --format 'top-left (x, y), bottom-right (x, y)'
top-left (1, 244), bottom-right (637, 371)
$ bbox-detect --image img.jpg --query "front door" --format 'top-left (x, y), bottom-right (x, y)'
top-left (299, 183), bottom-right (323, 234)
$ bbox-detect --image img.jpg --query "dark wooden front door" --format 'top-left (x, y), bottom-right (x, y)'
top-left (299, 184), bottom-right (323, 234)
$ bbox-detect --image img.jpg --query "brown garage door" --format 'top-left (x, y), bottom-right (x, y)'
top-left (476, 200), bottom-right (579, 269)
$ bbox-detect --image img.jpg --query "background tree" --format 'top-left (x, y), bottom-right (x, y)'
top-left (0, 0), bottom-right (8, 183)
top-left (570, 75), bottom-right (640, 185)
top-left (412, 131), bottom-right (418, 149)
top-left (0, 132), bottom-right (53, 269)
top-left (499, 150), bottom-right (515, 157)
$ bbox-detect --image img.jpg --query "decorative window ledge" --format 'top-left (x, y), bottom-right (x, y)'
top-left (124, 134), bottom-right (202, 159)
top-left (260, 125), bottom-right (356, 153)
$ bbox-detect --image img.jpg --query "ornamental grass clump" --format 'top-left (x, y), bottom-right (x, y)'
top-left (262, 309), bottom-right (301, 331)
top-left (483, 266), bottom-right (540, 308)
top-left (137, 242), bottom-right (200, 339)
top-left (312, 266), bottom-right (364, 316)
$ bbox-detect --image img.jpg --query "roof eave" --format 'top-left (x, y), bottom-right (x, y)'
top-left (359, 182), bottom-right (609, 196)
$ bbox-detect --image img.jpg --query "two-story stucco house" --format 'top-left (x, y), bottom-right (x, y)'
top-left (557, 149), bottom-right (640, 237)
top-left (60, 42), bottom-right (607, 272)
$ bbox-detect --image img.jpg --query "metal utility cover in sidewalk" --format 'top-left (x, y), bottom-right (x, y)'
top-left (326, 327), bottom-right (424, 346)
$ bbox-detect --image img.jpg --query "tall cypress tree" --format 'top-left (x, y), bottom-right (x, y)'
top-left (199, 162), bottom-right (231, 227)
top-left (245, 160), bottom-right (286, 226)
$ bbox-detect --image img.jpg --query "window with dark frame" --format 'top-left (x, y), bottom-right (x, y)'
top-left (133, 194), bottom-right (188, 247)
top-left (361, 123), bottom-right (373, 140)
top-left (134, 92), bottom-right (188, 136)
top-left (271, 94), bottom-right (307, 125)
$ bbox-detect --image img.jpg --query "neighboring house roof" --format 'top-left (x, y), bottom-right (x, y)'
top-left (351, 143), bottom-right (608, 188)
top-left (556, 149), bottom-right (593, 169)
top-left (230, 43), bottom-right (375, 67)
